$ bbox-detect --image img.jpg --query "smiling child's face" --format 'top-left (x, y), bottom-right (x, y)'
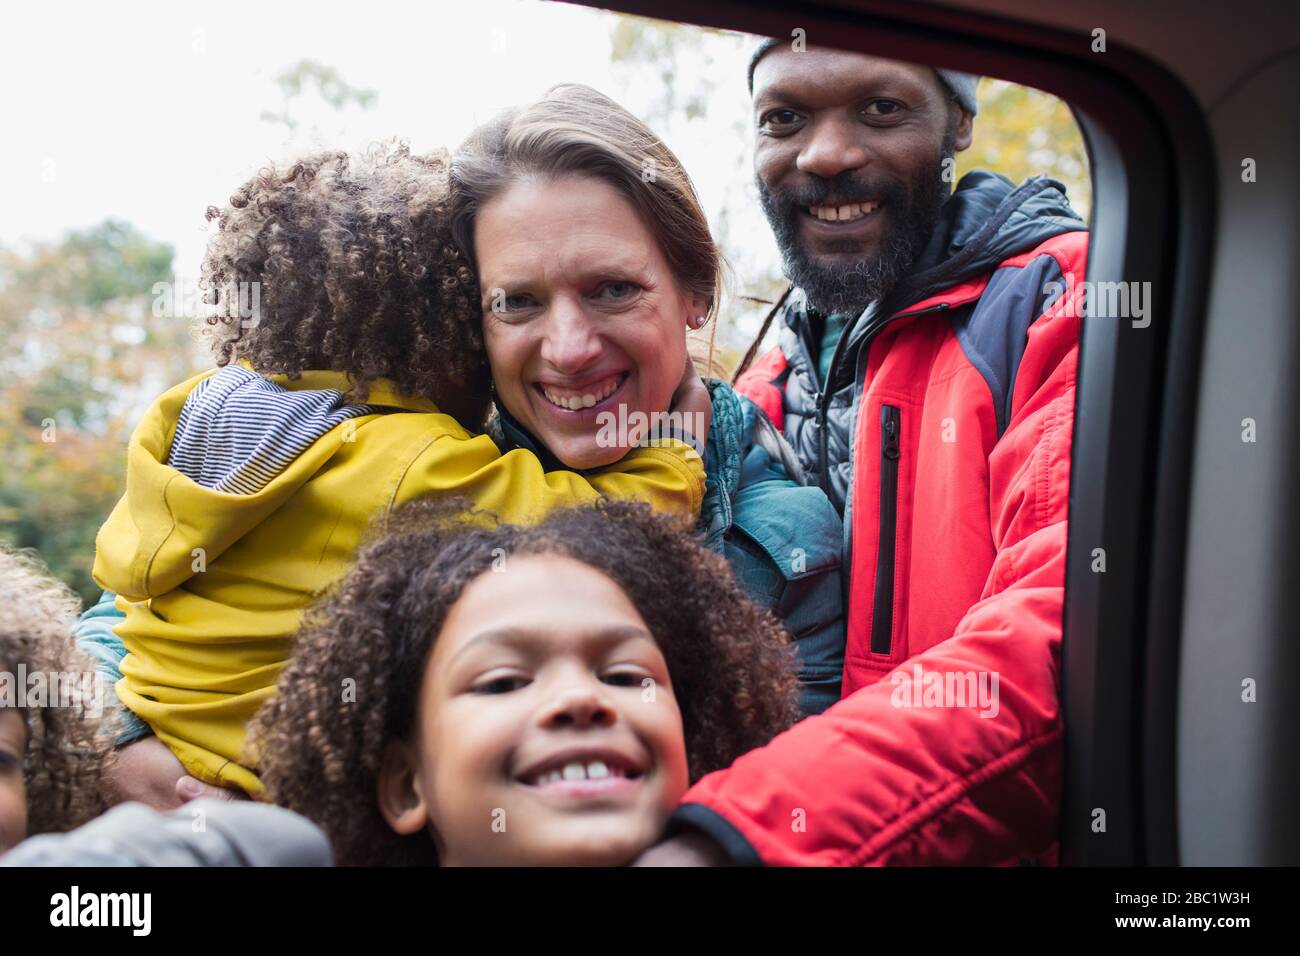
top-left (378, 554), bottom-right (690, 866)
top-left (0, 704), bottom-right (28, 853)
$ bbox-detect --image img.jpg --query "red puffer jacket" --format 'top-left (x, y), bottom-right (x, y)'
top-left (672, 175), bottom-right (1087, 866)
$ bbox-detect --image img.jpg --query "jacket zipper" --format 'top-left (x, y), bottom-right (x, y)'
top-left (791, 299), bottom-right (945, 613)
top-left (790, 335), bottom-right (821, 486)
top-left (870, 404), bottom-right (901, 654)
top-left (813, 305), bottom-right (874, 496)
top-left (790, 314), bottom-right (825, 490)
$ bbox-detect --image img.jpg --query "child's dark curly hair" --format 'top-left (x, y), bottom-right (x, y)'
top-left (250, 499), bottom-right (802, 866)
top-left (201, 142), bottom-right (490, 427)
top-left (0, 547), bottom-right (114, 836)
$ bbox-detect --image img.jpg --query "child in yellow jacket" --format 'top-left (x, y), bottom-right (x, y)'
top-left (83, 145), bottom-right (709, 798)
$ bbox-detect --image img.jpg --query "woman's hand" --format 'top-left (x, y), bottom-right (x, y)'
top-left (104, 737), bottom-right (189, 811)
top-left (667, 355), bottom-right (712, 453)
top-left (175, 776), bottom-right (248, 803)
top-left (105, 738), bottom-right (247, 809)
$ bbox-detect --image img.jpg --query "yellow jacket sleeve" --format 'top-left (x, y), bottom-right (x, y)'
top-left (392, 432), bottom-right (706, 524)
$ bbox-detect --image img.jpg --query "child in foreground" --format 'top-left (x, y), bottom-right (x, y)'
top-left (251, 500), bottom-right (800, 866)
top-left (81, 144), bottom-right (710, 801)
top-left (0, 547), bottom-right (112, 854)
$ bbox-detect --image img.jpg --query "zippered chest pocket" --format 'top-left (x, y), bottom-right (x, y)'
top-left (870, 404), bottom-right (901, 655)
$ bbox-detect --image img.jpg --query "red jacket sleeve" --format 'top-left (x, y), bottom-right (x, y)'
top-left (672, 297), bottom-right (1079, 866)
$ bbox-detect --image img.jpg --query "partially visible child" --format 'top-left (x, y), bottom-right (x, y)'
top-left (251, 500), bottom-right (800, 866)
top-left (0, 547), bottom-right (112, 854)
top-left (80, 144), bottom-right (711, 803)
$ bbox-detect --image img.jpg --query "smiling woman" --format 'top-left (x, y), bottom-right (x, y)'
top-left (472, 174), bottom-right (702, 469)
top-left (450, 84), bottom-right (721, 470)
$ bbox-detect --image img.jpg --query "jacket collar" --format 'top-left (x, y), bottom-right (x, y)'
top-left (698, 380), bottom-right (744, 545)
top-left (487, 401), bottom-right (579, 474)
top-left (488, 382), bottom-right (743, 541)
top-left (879, 172), bottom-right (1084, 318)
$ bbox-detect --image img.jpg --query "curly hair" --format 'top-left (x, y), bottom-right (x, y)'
top-left (201, 142), bottom-right (490, 427)
top-left (250, 499), bottom-right (801, 866)
top-left (0, 547), bottom-right (113, 836)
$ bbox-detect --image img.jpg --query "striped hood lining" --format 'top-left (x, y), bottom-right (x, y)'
top-left (166, 365), bottom-right (380, 495)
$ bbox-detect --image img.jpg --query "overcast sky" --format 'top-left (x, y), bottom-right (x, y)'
top-left (0, 0), bottom-right (777, 309)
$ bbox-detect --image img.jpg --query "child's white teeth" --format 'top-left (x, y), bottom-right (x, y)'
top-left (528, 759), bottom-right (627, 785)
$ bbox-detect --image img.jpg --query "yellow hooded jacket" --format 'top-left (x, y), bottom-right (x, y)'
top-left (92, 368), bottom-right (705, 794)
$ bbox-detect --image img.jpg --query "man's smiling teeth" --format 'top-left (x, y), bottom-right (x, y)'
top-left (540, 374), bottom-right (622, 411)
top-left (529, 760), bottom-right (626, 785)
top-left (809, 201), bottom-right (879, 222)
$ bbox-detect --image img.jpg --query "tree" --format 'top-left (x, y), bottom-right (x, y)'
top-left (1, 58), bottom-right (375, 605)
top-left (260, 59), bottom-right (378, 138)
top-left (956, 78), bottom-right (1090, 219)
top-left (0, 221), bottom-right (203, 604)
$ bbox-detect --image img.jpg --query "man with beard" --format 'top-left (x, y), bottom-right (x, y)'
top-left (639, 42), bottom-right (1088, 866)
